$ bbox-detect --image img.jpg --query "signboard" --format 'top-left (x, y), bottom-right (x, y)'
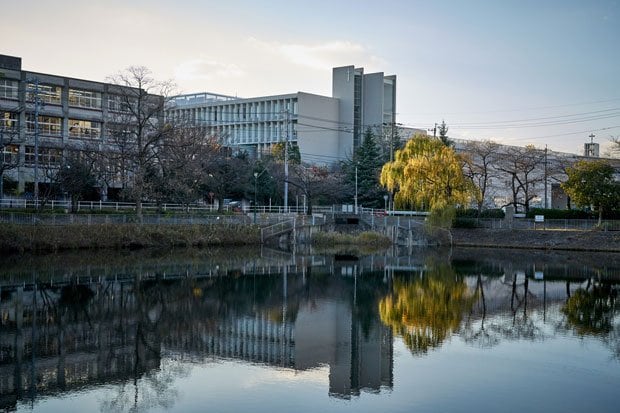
top-left (535, 215), bottom-right (545, 223)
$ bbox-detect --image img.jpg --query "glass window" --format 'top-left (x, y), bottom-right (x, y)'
top-left (27, 83), bottom-right (62, 105)
top-left (25, 146), bottom-right (62, 167)
top-left (68, 119), bottom-right (101, 139)
top-left (0, 79), bottom-right (19, 100)
top-left (107, 124), bottom-right (136, 142)
top-left (26, 114), bottom-right (62, 136)
top-left (2, 145), bottom-right (19, 164)
top-left (1, 111), bottom-right (19, 130)
top-left (69, 89), bottom-right (102, 109)
top-left (107, 95), bottom-right (134, 113)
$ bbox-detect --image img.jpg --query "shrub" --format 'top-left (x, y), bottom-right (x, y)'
top-left (452, 218), bottom-right (479, 228)
top-left (456, 208), bottom-right (505, 219)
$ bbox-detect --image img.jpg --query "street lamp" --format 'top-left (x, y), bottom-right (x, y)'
top-left (253, 172), bottom-right (258, 224)
top-left (383, 194), bottom-right (388, 212)
top-left (253, 169), bottom-right (268, 224)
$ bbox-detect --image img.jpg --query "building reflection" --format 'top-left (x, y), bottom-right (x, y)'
top-left (0, 258), bottom-right (393, 410)
top-left (0, 247), bottom-right (618, 410)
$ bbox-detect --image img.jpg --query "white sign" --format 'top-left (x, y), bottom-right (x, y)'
top-left (535, 215), bottom-right (545, 223)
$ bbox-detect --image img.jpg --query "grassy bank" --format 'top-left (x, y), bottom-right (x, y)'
top-left (311, 231), bottom-right (391, 248)
top-left (451, 228), bottom-right (620, 252)
top-left (0, 223), bottom-right (260, 253)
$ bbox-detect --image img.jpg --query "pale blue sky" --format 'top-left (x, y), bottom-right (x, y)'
top-left (3, 0), bottom-right (619, 154)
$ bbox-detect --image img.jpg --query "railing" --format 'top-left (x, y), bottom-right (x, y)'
top-left (467, 218), bottom-right (620, 231)
top-left (0, 199), bottom-right (422, 217)
top-left (0, 212), bottom-right (251, 226)
top-left (260, 219), bottom-right (295, 243)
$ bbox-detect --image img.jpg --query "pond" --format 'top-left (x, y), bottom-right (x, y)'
top-left (0, 247), bottom-right (618, 412)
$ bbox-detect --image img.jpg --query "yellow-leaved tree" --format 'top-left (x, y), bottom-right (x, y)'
top-left (380, 135), bottom-right (475, 225)
top-left (378, 262), bottom-right (477, 354)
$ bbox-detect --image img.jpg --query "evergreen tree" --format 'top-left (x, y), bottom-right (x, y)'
top-left (343, 127), bottom-right (386, 208)
top-left (438, 120), bottom-right (453, 147)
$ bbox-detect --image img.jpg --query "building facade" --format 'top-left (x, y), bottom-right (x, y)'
top-left (0, 54), bottom-right (157, 199)
top-left (166, 65), bottom-right (397, 165)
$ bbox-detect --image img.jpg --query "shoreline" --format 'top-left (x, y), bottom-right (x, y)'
top-left (1, 223), bottom-right (619, 254)
top-left (451, 228), bottom-right (620, 253)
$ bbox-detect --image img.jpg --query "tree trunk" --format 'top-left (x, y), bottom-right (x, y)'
top-left (598, 206), bottom-right (603, 226)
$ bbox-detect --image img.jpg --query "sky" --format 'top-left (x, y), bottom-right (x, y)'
top-left (2, 0), bottom-right (619, 155)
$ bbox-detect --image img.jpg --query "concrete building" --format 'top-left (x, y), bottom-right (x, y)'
top-left (0, 54), bottom-right (160, 199)
top-left (166, 65), bottom-right (397, 165)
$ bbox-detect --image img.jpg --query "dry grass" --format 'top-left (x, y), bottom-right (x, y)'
top-left (311, 231), bottom-right (391, 247)
top-left (0, 223), bottom-right (260, 253)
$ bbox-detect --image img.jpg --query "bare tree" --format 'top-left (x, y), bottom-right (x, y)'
top-left (203, 147), bottom-right (252, 212)
top-left (106, 67), bottom-right (174, 218)
top-left (495, 145), bottom-right (546, 213)
top-left (56, 150), bottom-right (97, 212)
top-left (288, 163), bottom-right (346, 214)
top-left (462, 140), bottom-right (501, 215)
top-left (154, 126), bottom-right (217, 209)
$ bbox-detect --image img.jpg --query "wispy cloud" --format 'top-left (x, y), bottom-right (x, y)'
top-left (174, 58), bottom-right (245, 81)
top-left (248, 38), bottom-right (386, 70)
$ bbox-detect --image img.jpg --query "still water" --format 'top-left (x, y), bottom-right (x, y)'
top-left (1, 247), bottom-right (619, 413)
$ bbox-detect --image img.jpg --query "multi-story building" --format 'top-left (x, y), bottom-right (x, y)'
top-left (166, 65), bottom-right (397, 165)
top-left (0, 54), bottom-right (160, 199)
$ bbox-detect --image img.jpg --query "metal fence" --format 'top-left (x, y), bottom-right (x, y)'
top-left (470, 218), bottom-right (620, 231)
top-left (0, 212), bottom-right (252, 226)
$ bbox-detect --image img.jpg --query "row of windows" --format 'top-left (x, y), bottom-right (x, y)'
top-left (167, 100), bottom-right (298, 124)
top-left (2, 146), bottom-right (126, 171)
top-left (24, 146), bottom-right (63, 167)
top-left (1, 145), bottom-right (64, 167)
top-left (1, 79), bottom-right (133, 112)
top-left (3, 113), bottom-right (104, 140)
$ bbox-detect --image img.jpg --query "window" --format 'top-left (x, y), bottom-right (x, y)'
top-left (27, 83), bottom-right (62, 105)
top-left (107, 124), bottom-right (136, 143)
top-left (0, 79), bottom-right (18, 100)
top-left (26, 114), bottom-right (62, 136)
top-left (69, 89), bottom-right (102, 109)
top-left (107, 95), bottom-right (134, 112)
top-left (2, 145), bottom-right (19, 164)
top-left (68, 119), bottom-right (101, 139)
top-left (25, 146), bottom-right (62, 167)
top-left (1, 111), bottom-right (18, 130)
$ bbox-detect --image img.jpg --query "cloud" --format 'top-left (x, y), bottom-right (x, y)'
top-left (174, 58), bottom-right (245, 81)
top-left (248, 37), bottom-right (386, 70)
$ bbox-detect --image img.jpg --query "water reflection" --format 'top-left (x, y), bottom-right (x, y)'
top-left (0, 247), bottom-right (618, 411)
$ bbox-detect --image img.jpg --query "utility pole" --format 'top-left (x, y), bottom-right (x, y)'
top-left (29, 78), bottom-right (41, 206)
top-left (283, 108), bottom-right (289, 213)
top-left (544, 145), bottom-right (548, 209)
top-left (354, 165), bottom-right (358, 214)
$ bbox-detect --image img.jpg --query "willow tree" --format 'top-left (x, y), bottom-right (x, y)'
top-left (379, 262), bottom-right (476, 355)
top-left (380, 135), bottom-right (475, 223)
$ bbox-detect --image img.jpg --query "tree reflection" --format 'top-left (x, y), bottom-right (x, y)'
top-left (379, 262), bottom-right (476, 354)
top-left (562, 283), bottom-right (618, 336)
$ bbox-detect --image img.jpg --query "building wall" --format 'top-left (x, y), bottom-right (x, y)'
top-left (362, 72), bottom-right (385, 133)
top-left (296, 92), bottom-right (339, 165)
top-left (167, 65), bottom-right (397, 165)
top-left (332, 65), bottom-right (357, 160)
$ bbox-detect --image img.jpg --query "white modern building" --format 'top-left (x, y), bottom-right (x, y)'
top-left (166, 65), bottom-right (397, 165)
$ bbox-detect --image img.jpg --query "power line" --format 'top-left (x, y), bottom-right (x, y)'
top-left (407, 97), bottom-right (620, 116)
top-left (448, 107), bottom-right (620, 127)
